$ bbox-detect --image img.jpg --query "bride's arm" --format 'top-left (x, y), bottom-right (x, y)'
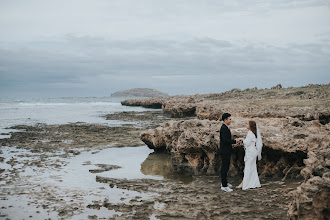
top-left (243, 131), bottom-right (253, 147)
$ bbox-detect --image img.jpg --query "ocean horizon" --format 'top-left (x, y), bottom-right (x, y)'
top-left (0, 96), bottom-right (151, 139)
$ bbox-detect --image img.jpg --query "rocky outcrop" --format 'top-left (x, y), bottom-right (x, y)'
top-left (162, 99), bottom-right (197, 118)
top-left (141, 117), bottom-right (329, 219)
top-left (122, 83), bottom-right (329, 107)
top-left (129, 83), bottom-right (330, 219)
top-left (288, 174), bottom-right (330, 219)
top-left (121, 97), bottom-right (167, 109)
top-left (141, 117), bottom-right (320, 176)
top-left (141, 119), bottom-right (222, 175)
top-left (122, 84), bottom-right (330, 122)
top-left (288, 129), bottom-right (330, 219)
top-left (111, 88), bottom-right (169, 98)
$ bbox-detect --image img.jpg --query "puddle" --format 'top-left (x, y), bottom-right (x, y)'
top-left (141, 151), bottom-right (194, 183)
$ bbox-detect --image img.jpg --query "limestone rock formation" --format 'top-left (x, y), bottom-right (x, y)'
top-left (140, 116), bottom-right (329, 219)
top-left (288, 126), bottom-right (330, 219)
top-left (121, 97), bottom-right (167, 109)
top-left (111, 88), bottom-right (169, 98)
top-left (121, 84), bottom-right (330, 121)
top-left (141, 119), bottom-right (222, 175)
top-left (140, 117), bottom-right (315, 177)
top-left (125, 83), bottom-right (330, 219)
top-left (288, 174), bottom-right (330, 219)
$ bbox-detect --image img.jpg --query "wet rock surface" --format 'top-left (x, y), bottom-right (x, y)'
top-left (0, 109), bottom-right (306, 219)
top-left (1, 123), bottom-right (142, 152)
top-left (0, 111), bottom-right (172, 219)
top-left (89, 164), bottom-right (122, 173)
top-left (94, 175), bottom-right (302, 219)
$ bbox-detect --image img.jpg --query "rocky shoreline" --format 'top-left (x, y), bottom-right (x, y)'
top-left (0, 84), bottom-right (328, 219)
top-left (0, 110), bottom-right (307, 219)
top-left (94, 175), bottom-right (301, 219)
top-left (0, 111), bottom-right (172, 219)
top-left (122, 84), bottom-right (330, 219)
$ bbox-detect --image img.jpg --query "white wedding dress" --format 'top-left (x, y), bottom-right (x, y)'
top-left (242, 130), bottom-right (261, 190)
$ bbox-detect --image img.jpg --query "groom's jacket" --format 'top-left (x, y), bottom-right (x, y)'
top-left (219, 124), bottom-right (236, 154)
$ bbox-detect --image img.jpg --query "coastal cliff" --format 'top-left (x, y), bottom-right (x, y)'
top-left (123, 83), bottom-right (330, 219)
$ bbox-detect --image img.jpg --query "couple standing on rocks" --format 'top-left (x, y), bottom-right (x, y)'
top-left (220, 113), bottom-right (263, 192)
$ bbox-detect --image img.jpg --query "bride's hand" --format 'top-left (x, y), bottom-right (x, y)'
top-left (236, 138), bottom-right (243, 145)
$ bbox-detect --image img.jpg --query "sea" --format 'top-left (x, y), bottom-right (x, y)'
top-left (0, 96), bottom-right (167, 219)
top-left (0, 96), bottom-right (149, 139)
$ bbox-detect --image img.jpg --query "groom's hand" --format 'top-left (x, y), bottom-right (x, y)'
top-left (236, 138), bottom-right (243, 145)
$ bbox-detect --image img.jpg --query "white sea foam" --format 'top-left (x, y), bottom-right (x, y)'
top-left (0, 97), bottom-right (152, 138)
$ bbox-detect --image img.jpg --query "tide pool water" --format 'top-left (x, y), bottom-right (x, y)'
top-left (0, 146), bottom-right (160, 219)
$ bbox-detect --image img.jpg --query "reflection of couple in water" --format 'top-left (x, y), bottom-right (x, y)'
top-left (219, 113), bottom-right (262, 192)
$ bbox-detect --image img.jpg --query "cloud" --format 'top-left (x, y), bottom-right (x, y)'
top-left (0, 1), bottom-right (329, 97)
top-left (1, 36), bottom-right (329, 97)
top-left (1, 0), bottom-right (329, 43)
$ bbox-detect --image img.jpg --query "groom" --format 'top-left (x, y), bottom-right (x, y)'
top-left (219, 113), bottom-right (240, 192)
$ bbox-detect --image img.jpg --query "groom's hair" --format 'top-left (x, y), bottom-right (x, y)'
top-left (222, 113), bottom-right (231, 121)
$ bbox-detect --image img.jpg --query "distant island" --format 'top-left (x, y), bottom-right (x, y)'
top-left (110, 88), bottom-right (170, 98)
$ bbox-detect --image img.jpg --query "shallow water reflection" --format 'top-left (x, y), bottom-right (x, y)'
top-left (141, 151), bottom-right (194, 183)
top-left (0, 145), bottom-right (194, 219)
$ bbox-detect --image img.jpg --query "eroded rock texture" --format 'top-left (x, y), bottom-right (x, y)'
top-left (131, 84), bottom-right (330, 219)
top-left (141, 117), bottom-right (329, 219)
top-left (141, 117), bottom-right (313, 178)
top-left (288, 131), bottom-right (330, 219)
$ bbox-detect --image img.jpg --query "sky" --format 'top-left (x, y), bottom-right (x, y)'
top-left (0, 0), bottom-right (330, 98)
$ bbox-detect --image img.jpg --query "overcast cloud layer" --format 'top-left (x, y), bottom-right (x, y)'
top-left (1, 0), bottom-right (329, 97)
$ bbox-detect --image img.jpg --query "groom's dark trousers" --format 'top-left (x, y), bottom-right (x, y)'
top-left (219, 124), bottom-right (236, 187)
top-left (220, 153), bottom-right (231, 187)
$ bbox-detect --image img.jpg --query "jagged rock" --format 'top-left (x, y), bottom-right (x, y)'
top-left (141, 119), bottom-right (221, 175)
top-left (287, 129), bottom-right (330, 219)
top-left (163, 101), bottom-right (197, 118)
top-left (140, 117), bottom-right (315, 177)
top-left (288, 174), bottom-right (330, 220)
top-left (195, 103), bottom-right (223, 120)
top-left (141, 118), bottom-right (329, 219)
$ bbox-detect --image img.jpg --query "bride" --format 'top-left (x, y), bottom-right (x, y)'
top-left (237, 120), bottom-right (262, 190)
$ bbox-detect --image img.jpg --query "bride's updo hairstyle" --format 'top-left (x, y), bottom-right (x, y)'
top-left (249, 121), bottom-right (257, 138)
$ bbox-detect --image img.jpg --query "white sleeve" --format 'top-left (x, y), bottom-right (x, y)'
top-left (243, 131), bottom-right (254, 147)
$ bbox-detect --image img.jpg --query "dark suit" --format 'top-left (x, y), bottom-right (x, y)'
top-left (219, 124), bottom-right (236, 187)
